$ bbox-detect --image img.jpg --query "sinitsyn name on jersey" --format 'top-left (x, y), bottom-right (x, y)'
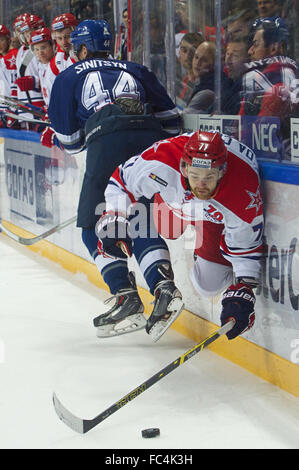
top-left (75, 60), bottom-right (128, 73)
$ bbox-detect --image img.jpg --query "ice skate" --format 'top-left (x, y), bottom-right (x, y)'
top-left (146, 265), bottom-right (184, 342)
top-left (93, 272), bottom-right (146, 338)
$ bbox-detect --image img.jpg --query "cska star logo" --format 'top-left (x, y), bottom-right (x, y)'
top-left (6, 55), bottom-right (16, 69)
top-left (246, 188), bottom-right (263, 214)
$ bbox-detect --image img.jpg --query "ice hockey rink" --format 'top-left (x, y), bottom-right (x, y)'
top-left (0, 235), bottom-right (299, 451)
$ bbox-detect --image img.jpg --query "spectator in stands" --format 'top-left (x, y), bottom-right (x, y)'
top-left (186, 41), bottom-right (216, 113)
top-left (122, 7), bottom-right (129, 29)
top-left (184, 41), bottom-right (231, 114)
top-left (222, 38), bottom-right (249, 114)
top-left (256, 0), bottom-right (283, 19)
top-left (176, 32), bottom-right (204, 106)
top-left (149, 13), bottom-right (167, 84)
top-left (81, 2), bottom-right (96, 20)
top-left (175, 0), bottom-right (189, 58)
top-left (239, 18), bottom-right (296, 117)
top-left (239, 17), bottom-right (297, 156)
top-left (226, 10), bottom-right (257, 42)
top-left (114, 8), bottom-right (128, 60)
top-left (120, 8), bottom-right (128, 60)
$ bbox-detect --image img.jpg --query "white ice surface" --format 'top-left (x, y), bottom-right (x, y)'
top-left (0, 235), bottom-right (299, 450)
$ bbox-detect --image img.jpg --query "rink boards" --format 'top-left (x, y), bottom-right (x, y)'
top-left (0, 125), bottom-right (298, 397)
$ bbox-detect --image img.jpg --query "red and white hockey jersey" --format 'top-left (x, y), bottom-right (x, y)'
top-left (0, 48), bottom-right (18, 97)
top-left (15, 45), bottom-right (45, 116)
top-left (0, 49), bottom-right (18, 120)
top-left (35, 61), bottom-right (52, 106)
top-left (239, 55), bottom-right (297, 117)
top-left (44, 45), bottom-right (76, 104)
top-left (105, 132), bottom-right (264, 280)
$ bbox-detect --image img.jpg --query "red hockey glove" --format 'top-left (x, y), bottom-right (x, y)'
top-left (96, 212), bottom-right (132, 259)
top-left (259, 84), bottom-right (292, 118)
top-left (220, 283), bottom-right (255, 340)
top-left (0, 111), bottom-right (7, 127)
top-left (40, 127), bottom-right (57, 148)
top-left (15, 76), bottom-right (36, 92)
top-left (6, 116), bottom-right (20, 129)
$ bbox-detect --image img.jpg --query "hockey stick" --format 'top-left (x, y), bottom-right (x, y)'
top-left (5, 111), bottom-right (49, 126)
top-left (52, 319), bottom-right (235, 434)
top-left (0, 95), bottom-right (46, 118)
top-left (19, 48), bottom-right (34, 105)
top-left (0, 215), bottom-right (77, 245)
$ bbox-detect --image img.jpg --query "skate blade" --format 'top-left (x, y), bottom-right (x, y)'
top-left (96, 313), bottom-right (146, 338)
top-left (149, 298), bottom-right (184, 343)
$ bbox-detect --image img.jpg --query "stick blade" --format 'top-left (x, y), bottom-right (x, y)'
top-left (0, 215), bottom-right (77, 246)
top-left (53, 392), bottom-right (86, 434)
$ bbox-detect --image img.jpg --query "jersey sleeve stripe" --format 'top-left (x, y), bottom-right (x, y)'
top-left (110, 169), bottom-right (137, 203)
top-left (50, 58), bottom-right (60, 76)
top-left (221, 250), bottom-right (262, 260)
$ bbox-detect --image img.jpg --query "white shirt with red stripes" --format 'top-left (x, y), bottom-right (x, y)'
top-left (0, 48), bottom-right (18, 104)
top-left (15, 45), bottom-right (45, 115)
top-left (44, 45), bottom-right (76, 104)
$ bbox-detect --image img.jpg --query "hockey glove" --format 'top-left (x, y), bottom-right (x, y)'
top-left (40, 127), bottom-right (61, 149)
top-left (6, 116), bottom-right (20, 129)
top-left (96, 212), bottom-right (132, 259)
top-left (0, 111), bottom-right (7, 127)
top-left (15, 76), bottom-right (39, 92)
top-left (220, 283), bottom-right (255, 340)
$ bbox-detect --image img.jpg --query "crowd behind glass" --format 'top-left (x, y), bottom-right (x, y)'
top-left (0, 0), bottom-right (298, 161)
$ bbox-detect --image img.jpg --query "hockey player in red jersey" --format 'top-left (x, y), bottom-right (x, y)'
top-left (96, 131), bottom-right (264, 341)
top-left (38, 14), bottom-right (78, 148)
top-left (13, 14), bottom-right (46, 126)
top-left (47, 13), bottom-right (78, 87)
top-left (0, 24), bottom-right (18, 126)
top-left (27, 28), bottom-right (55, 106)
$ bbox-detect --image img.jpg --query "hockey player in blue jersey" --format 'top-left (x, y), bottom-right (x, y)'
top-left (48, 19), bottom-right (183, 342)
top-left (48, 20), bottom-right (181, 153)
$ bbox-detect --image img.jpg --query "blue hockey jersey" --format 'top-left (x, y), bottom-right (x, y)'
top-left (48, 58), bottom-right (182, 153)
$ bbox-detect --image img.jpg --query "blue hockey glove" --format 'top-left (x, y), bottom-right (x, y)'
top-left (96, 211), bottom-right (132, 259)
top-left (220, 283), bottom-right (256, 340)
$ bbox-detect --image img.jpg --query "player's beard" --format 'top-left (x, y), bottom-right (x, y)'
top-left (190, 185), bottom-right (215, 200)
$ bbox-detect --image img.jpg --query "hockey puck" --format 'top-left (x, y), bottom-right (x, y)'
top-left (141, 428), bottom-right (160, 438)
